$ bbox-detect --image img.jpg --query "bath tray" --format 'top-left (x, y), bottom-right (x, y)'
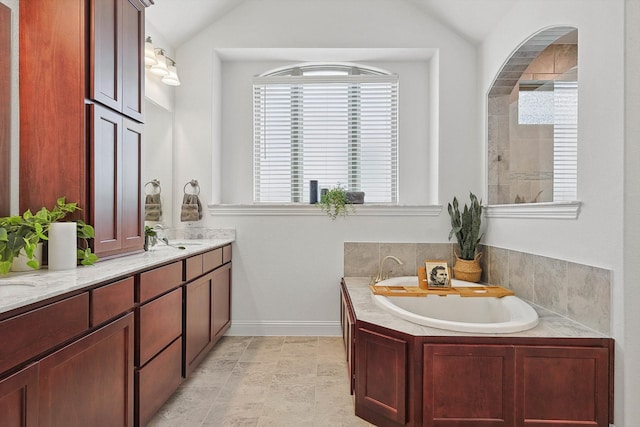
top-left (370, 285), bottom-right (514, 298)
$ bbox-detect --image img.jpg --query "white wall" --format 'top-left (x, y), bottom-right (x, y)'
top-left (172, 0), bottom-right (481, 334)
top-left (479, 1), bottom-right (631, 424)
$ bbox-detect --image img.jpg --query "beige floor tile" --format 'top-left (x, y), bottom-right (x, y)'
top-left (150, 336), bottom-right (371, 427)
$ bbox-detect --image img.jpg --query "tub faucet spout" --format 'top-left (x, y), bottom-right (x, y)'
top-left (374, 255), bottom-right (404, 284)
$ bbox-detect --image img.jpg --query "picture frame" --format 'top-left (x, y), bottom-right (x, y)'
top-left (425, 260), bottom-right (451, 289)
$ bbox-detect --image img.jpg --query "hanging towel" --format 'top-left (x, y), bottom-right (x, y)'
top-left (181, 180), bottom-right (203, 222)
top-left (144, 179), bottom-right (163, 221)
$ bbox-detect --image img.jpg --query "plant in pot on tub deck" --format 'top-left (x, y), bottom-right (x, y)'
top-left (0, 197), bottom-right (98, 275)
top-left (447, 192), bottom-right (484, 282)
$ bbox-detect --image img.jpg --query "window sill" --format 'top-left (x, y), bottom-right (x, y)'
top-left (484, 201), bottom-right (581, 219)
top-left (208, 204), bottom-right (442, 217)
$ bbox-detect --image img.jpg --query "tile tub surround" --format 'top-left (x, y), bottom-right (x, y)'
top-left (344, 242), bottom-right (611, 335)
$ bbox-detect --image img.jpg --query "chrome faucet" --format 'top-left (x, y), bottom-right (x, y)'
top-left (373, 255), bottom-right (404, 284)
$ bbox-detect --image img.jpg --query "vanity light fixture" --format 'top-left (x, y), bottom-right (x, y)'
top-left (145, 36), bottom-right (181, 86)
top-left (161, 57), bottom-right (181, 86)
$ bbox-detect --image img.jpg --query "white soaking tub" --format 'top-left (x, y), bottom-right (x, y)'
top-left (372, 276), bottom-right (539, 333)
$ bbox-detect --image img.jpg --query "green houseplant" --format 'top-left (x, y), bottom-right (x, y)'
top-left (0, 197), bottom-right (98, 275)
top-left (318, 184), bottom-right (355, 220)
top-left (447, 192), bottom-right (484, 282)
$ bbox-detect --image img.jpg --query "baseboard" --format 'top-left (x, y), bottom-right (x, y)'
top-left (227, 320), bottom-right (341, 336)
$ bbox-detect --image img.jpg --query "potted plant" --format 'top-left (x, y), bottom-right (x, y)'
top-left (317, 184), bottom-right (355, 220)
top-left (447, 192), bottom-right (484, 282)
top-left (0, 197), bottom-right (98, 275)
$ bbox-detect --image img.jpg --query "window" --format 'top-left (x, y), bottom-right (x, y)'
top-left (253, 63), bottom-right (398, 203)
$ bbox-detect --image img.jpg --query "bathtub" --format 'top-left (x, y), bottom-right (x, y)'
top-left (372, 276), bottom-right (539, 333)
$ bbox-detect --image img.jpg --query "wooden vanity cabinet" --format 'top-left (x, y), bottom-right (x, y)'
top-left (19, 0), bottom-right (147, 259)
top-left (184, 246), bottom-right (232, 377)
top-left (135, 261), bottom-right (184, 426)
top-left (0, 278), bottom-right (136, 427)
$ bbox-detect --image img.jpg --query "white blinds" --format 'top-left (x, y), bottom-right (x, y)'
top-left (553, 80), bottom-right (578, 201)
top-left (253, 74), bottom-right (398, 203)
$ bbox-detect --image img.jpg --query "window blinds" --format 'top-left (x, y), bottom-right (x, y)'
top-left (253, 74), bottom-right (398, 203)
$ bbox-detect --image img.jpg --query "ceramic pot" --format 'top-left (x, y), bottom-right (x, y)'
top-left (452, 253), bottom-right (483, 283)
top-left (11, 243), bottom-right (43, 272)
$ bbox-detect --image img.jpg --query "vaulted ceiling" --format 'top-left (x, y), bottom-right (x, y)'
top-left (146, 0), bottom-right (516, 48)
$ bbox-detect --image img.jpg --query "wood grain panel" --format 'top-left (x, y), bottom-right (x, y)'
top-left (38, 313), bottom-right (134, 427)
top-left (516, 346), bottom-right (609, 427)
top-left (0, 363), bottom-right (39, 427)
top-left (137, 261), bottom-right (182, 303)
top-left (91, 277), bottom-right (134, 326)
top-left (185, 254), bottom-right (204, 282)
top-left (423, 344), bottom-right (515, 426)
top-left (356, 327), bottom-right (407, 425)
top-left (137, 288), bottom-right (182, 366)
top-left (136, 337), bottom-right (182, 426)
top-left (212, 263), bottom-right (231, 343)
top-left (203, 248), bottom-right (223, 273)
top-left (0, 294), bottom-right (89, 376)
top-left (185, 274), bottom-right (212, 376)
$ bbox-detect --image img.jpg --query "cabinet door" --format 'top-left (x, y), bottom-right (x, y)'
top-left (212, 263), bottom-right (231, 343)
top-left (121, 0), bottom-right (144, 122)
top-left (89, 104), bottom-right (143, 257)
top-left (90, 0), bottom-right (144, 122)
top-left (38, 313), bottom-right (134, 427)
top-left (185, 274), bottom-right (213, 377)
top-left (0, 363), bottom-right (39, 427)
top-left (90, 103), bottom-right (123, 255)
top-left (90, 0), bottom-right (121, 112)
top-left (515, 346), bottom-right (610, 427)
top-left (423, 344), bottom-right (515, 427)
top-left (121, 118), bottom-right (143, 250)
top-left (356, 327), bottom-right (408, 426)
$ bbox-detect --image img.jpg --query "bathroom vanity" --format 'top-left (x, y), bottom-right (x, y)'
top-left (341, 278), bottom-right (614, 427)
top-left (0, 238), bottom-right (233, 426)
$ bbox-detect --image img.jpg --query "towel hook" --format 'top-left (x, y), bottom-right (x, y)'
top-left (183, 179), bottom-right (201, 195)
top-left (144, 179), bottom-right (161, 194)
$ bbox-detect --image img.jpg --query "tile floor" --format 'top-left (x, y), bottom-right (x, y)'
top-left (148, 336), bottom-right (373, 427)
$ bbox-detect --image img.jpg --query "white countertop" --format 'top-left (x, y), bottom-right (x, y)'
top-left (344, 277), bottom-right (609, 339)
top-left (0, 238), bottom-right (234, 316)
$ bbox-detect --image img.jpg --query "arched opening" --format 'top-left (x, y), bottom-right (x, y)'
top-left (488, 26), bottom-right (578, 205)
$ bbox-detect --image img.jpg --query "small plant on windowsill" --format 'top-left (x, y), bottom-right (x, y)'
top-left (317, 184), bottom-right (355, 220)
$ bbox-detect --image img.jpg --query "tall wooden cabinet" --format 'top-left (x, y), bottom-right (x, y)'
top-left (19, 0), bottom-right (147, 258)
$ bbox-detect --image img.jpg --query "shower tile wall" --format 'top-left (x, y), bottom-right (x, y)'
top-left (344, 242), bottom-right (611, 335)
top-left (488, 44), bottom-right (578, 205)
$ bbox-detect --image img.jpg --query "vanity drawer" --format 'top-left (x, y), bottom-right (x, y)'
top-left (138, 261), bottom-right (182, 303)
top-left (91, 277), bottom-right (134, 326)
top-left (185, 254), bottom-right (204, 282)
top-left (203, 248), bottom-right (223, 273)
top-left (136, 336), bottom-right (182, 426)
top-left (222, 244), bottom-right (232, 264)
top-left (0, 293), bottom-right (89, 375)
top-left (137, 288), bottom-right (182, 366)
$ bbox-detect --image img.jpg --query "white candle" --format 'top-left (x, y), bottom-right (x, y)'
top-left (48, 222), bottom-right (77, 271)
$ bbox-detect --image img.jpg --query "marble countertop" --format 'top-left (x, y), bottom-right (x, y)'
top-left (344, 277), bottom-right (609, 339)
top-left (0, 238), bottom-right (234, 316)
